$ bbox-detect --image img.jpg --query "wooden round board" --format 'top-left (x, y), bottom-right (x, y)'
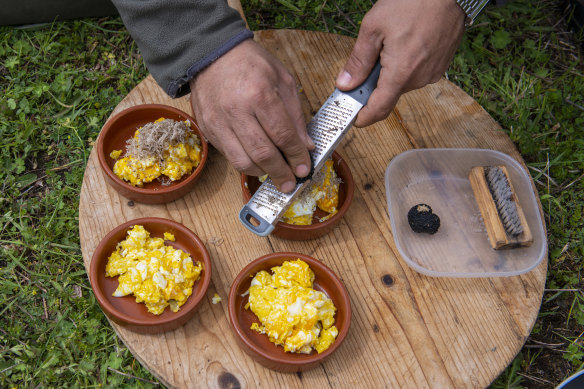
top-left (79, 30), bottom-right (547, 389)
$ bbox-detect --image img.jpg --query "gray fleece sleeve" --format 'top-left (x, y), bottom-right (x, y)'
top-left (112, 0), bottom-right (253, 97)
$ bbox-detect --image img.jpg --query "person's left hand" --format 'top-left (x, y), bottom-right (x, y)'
top-left (335, 0), bottom-right (466, 127)
top-left (189, 39), bottom-right (314, 193)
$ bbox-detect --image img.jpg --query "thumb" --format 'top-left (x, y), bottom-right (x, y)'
top-left (336, 33), bottom-right (381, 91)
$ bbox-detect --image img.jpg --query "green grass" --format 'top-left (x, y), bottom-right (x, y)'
top-left (1, 0), bottom-right (583, 387)
top-left (0, 18), bottom-right (157, 387)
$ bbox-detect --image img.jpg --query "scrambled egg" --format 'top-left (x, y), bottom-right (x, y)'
top-left (109, 149), bottom-right (122, 160)
top-left (105, 225), bottom-right (203, 315)
top-left (261, 158), bottom-right (340, 225)
top-left (113, 155), bottom-right (161, 187)
top-left (111, 117), bottom-right (202, 187)
top-left (212, 293), bottom-right (222, 304)
top-left (246, 259), bottom-right (338, 354)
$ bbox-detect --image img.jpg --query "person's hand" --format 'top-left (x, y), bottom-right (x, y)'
top-left (189, 39), bottom-right (314, 193)
top-left (336, 0), bottom-right (466, 127)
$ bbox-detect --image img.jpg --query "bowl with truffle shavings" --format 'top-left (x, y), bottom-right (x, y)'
top-left (240, 151), bottom-right (354, 240)
top-left (97, 104), bottom-right (208, 204)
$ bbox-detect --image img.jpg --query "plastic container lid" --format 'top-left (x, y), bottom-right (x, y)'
top-left (385, 148), bottom-right (546, 277)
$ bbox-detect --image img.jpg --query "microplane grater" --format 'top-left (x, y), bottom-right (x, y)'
top-left (239, 61), bottom-right (382, 236)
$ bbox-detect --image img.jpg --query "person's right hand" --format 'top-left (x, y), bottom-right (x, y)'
top-left (335, 0), bottom-right (466, 127)
top-left (189, 39), bottom-right (314, 193)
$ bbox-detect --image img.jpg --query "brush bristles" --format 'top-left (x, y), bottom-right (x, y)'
top-left (485, 167), bottom-right (523, 236)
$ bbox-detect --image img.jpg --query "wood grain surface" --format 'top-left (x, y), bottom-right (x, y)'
top-left (79, 30), bottom-right (547, 389)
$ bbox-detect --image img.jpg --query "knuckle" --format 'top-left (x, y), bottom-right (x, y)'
top-left (251, 144), bottom-right (277, 166)
top-left (270, 127), bottom-right (297, 148)
top-left (358, 14), bottom-right (383, 42)
top-left (230, 158), bottom-right (254, 174)
top-left (292, 108), bottom-right (305, 124)
top-left (198, 110), bottom-right (217, 126)
top-left (373, 110), bottom-right (391, 123)
top-left (267, 167), bottom-right (293, 185)
top-left (345, 54), bottom-right (368, 73)
top-left (226, 149), bottom-right (261, 176)
top-left (280, 71), bottom-right (296, 89)
top-left (241, 82), bottom-right (264, 101)
top-left (244, 83), bottom-right (276, 107)
top-left (360, 13), bottom-right (376, 33)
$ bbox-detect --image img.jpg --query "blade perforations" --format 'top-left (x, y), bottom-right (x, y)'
top-left (309, 94), bottom-right (360, 165)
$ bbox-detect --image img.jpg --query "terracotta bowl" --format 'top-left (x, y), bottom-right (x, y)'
top-left (241, 151), bottom-right (354, 240)
top-left (228, 252), bottom-right (351, 372)
top-left (89, 217), bottom-right (212, 334)
top-left (97, 104), bottom-right (209, 204)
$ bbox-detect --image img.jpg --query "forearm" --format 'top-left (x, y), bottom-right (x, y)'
top-left (112, 0), bottom-right (253, 97)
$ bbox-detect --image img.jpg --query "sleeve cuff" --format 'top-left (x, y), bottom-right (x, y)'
top-left (168, 29), bottom-right (254, 98)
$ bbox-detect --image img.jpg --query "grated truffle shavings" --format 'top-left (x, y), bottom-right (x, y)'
top-left (125, 118), bottom-right (190, 164)
top-left (294, 164), bottom-right (342, 208)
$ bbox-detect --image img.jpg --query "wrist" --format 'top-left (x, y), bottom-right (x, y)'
top-left (455, 0), bottom-right (490, 26)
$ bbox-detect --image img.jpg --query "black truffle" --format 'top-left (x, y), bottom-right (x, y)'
top-left (295, 153), bottom-right (315, 185)
top-left (407, 204), bottom-right (440, 234)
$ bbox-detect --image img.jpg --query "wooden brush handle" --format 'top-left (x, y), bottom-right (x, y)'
top-left (469, 165), bottom-right (533, 249)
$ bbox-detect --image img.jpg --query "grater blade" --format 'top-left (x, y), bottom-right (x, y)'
top-left (239, 61), bottom-right (381, 236)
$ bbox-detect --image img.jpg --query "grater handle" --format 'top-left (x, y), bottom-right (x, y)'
top-left (344, 60), bottom-right (382, 106)
top-left (239, 205), bottom-right (276, 236)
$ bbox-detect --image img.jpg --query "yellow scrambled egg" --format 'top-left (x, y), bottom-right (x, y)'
top-left (105, 225), bottom-right (203, 315)
top-left (212, 293), bottom-right (222, 304)
top-left (111, 117), bottom-right (202, 187)
top-left (113, 155), bottom-right (161, 187)
top-left (261, 158), bottom-right (339, 225)
top-left (246, 259), bottom-right (338, 354)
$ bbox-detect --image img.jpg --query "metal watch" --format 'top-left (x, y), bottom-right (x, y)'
top-left (456, 0), bottom-right (490, 25)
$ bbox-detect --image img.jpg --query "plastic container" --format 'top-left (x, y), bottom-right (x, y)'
top-left (384, 148), bottom-right (546, 277)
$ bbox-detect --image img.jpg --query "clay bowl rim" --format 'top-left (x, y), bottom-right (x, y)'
top-left (227, 251), bottom-right (352, 369)
top-left (240, 151), bottom-right (354, 236)
top-left (89, 217), bottom-right (212, 328)
top-left (96, 103), bottom-right (209, 197)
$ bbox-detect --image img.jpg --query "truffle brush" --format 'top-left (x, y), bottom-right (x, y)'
top-left (469, 165), bottom-right (533, 249)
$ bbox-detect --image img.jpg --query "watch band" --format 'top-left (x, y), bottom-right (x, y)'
top-left (456, 0), bottom-right (490, 25)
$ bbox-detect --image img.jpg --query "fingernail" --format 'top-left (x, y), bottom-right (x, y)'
top-left (295, 164), bottom-right (310, 177)
top-left (281, 181), bottom-right (295, 193)
top-left (336, 70), bottom-right (352, 88)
